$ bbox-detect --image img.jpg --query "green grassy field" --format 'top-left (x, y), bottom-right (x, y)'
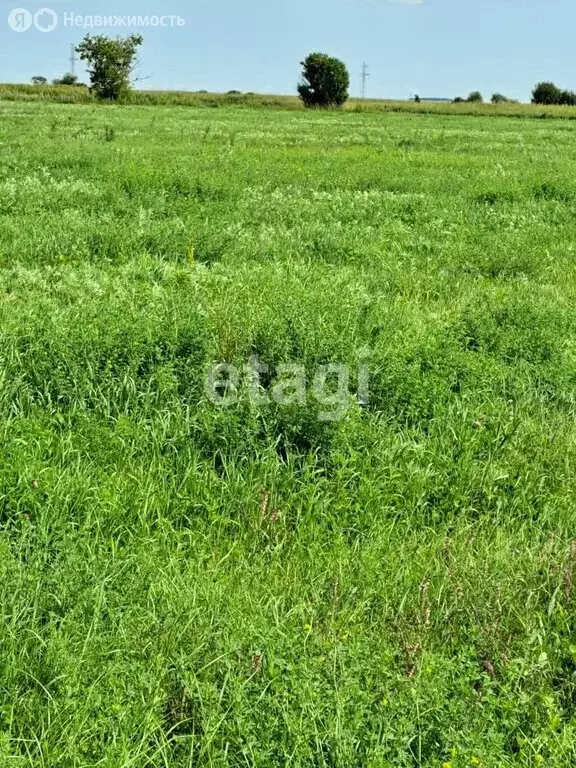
top-left (1, 101), bottom-right (576, 766)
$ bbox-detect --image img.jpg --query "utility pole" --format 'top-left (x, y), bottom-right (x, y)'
top-left (360, 62), bottom-right (370, 101)
top-left (69, 43), bottom-right (77, 77)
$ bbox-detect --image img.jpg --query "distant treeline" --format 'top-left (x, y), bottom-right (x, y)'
top-left (3, 83), bottom-right (576, 119)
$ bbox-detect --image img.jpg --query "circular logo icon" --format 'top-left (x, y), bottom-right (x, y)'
top-left (8, 8), bottom-right (33, 32)
top-left (34, 7), bottom-right (57, 32)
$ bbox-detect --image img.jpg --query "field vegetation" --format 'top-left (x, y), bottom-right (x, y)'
top-left (6, 82), bottom-right (576, 119)
top-left (1, 101), bottom-right (576, 766)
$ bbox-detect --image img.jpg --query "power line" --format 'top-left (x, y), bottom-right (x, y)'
top-left (360, 62), bottom-right (370, 101)
top-left (69, 43), bottom-right (78, 77)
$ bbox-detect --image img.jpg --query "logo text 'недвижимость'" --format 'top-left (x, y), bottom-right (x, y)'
top-left (7, 8), bottom-right (185, 32)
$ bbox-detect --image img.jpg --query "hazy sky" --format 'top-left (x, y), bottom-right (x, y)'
top-left (0, 0), bottom-right (573, 100)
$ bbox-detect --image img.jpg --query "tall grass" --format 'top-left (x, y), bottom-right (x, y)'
top-left (4, 82), bottom-right (576, 119)
top-left (0, 101), bottom-right (576, 765)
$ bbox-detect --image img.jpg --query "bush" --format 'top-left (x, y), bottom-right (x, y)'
top-left (53, 73), bottom-right (80, 86)
top-left (531, 82), bottom-right (576, 106)
top-left (467, 91), bottom-right (483, 103)
top-left (559, 89), bottom-right (576, 106)
top-left (491, 93), bottom-right (509, 104)
top-left (532, 82), bottom-right (562, 105)
top-left (298, 52), bottom-right (349, 108)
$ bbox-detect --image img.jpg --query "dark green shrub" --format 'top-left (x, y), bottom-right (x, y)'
top-left (532, 82), bottom-right (562, 105)
top-left (559, 89), bottom-right (576, 106)
top-left (298, 52), bottom-right (349, 108)
top-left (52, 73), bottom-right (80, 86)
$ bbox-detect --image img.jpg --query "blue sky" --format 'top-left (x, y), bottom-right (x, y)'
top-left (0, 0), bottom-right (573, 100)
